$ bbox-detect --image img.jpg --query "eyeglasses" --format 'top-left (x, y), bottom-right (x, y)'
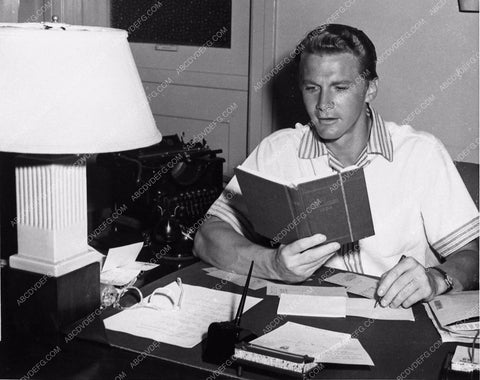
top-left (113, 277), bottom-right (184, 311)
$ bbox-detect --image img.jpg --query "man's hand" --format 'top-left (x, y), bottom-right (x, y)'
top-left (376, 257), bottom-right (444, 308)
top-left (273, 234), bottom-right (340, 283)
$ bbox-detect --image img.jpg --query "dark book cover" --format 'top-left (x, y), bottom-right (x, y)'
top-left (234, 166), bottom-right (374, 245)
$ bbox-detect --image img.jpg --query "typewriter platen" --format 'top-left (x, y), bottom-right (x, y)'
top-left (93, 135), bottom-right (224, 268)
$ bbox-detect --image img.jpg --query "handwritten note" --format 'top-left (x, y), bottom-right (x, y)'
top-left (346, 298), bottom-right (415, 321)
top-left (277, 294), bottom-right (346, 318)
top-left (324, 272), bottom-right (379, 299)
top-left (267, 283), bottom-right (347, 297)
top-left (251, 322), bottom-right (374, 366)
top-left (104, 282), bottom-right (262, 348)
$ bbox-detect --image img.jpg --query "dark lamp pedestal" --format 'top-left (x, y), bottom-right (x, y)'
top-left (5, 262), bottom-right (100, 340)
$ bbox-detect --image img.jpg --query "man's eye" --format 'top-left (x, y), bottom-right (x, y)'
top-left (336, 86), bottom-right (349, 91)
top-left (304, 86), bottom-right (317, 92)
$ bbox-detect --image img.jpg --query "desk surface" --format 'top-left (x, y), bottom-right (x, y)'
top-left (1, 262), bottom-right (461, 380)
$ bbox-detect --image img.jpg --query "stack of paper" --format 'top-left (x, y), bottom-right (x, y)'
top-left (243, 321), bottom-right (374, 366)
top-left (277, 294), bottom-right (415, 321)
top-left (425, 290), bottom-right (479, 344)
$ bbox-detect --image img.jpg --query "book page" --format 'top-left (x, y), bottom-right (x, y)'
top-left (251, 322), bottom-right (374, 366)
top-left (104, 282), bottom-right (262, 348)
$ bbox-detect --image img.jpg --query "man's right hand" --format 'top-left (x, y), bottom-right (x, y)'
top-left (273, 234), bottom-right (340, 283)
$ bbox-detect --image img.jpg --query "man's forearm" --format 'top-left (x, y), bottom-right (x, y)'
top-left (193, 216), bottom-right (281, 280)
top-left (435, 239), bottom-right (479, 292)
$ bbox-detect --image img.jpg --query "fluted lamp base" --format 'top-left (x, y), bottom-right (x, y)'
top-left (8, 155), bottom-right (102, 277)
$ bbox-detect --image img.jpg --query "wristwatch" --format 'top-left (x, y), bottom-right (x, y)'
top-left (429, 267), bottom-right (454, 293)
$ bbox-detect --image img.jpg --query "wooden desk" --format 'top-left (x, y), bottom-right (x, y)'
top-left (1, 262), bottom-right (460, 379)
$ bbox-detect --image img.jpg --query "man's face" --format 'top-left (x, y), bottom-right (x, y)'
top-left (300, 52), bottom-right (377, 143)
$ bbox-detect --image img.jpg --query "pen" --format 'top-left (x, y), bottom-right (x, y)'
top-left (234, 260), bottom-right (254, 326)
top-left (374, 255), bottom-right (407, 308)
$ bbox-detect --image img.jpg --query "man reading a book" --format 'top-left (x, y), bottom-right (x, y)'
top-left (193, 24), bottom-right (479, 308)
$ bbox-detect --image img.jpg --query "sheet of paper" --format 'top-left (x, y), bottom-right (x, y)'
top-left (101, 267), bottom-right (142, 287)
top-left (451, 346), bottom-right (479, 372)
top-left (447, 321), bottom-right (480, 332)
top-left (126, 262), bottom-right (159, 271)
top-left (424, 305), bottom-right (480, 344)
top-left (251, 322), bottom-right (373, 366)
top-left (102, 242), bottom-right (143, 273)
top-left (104, 283), bottom-right (262, 348)
top-left (277, 294), bottom-right (346, 318)
top-left (346, 298), bottom-right (415, 321)
top-left (428, 290), bottom-right (479, 326)
top-left (100, 261), bottom-right (159, 286)
top-left (324, 272), bottom-right (379, 299)
top-left (206, 268), bottom-right (272, 290)
top-left (267, 283), bottom-right (347, 297)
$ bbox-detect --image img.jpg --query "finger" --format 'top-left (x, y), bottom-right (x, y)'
top-left (295, 251), bottom-right (338, 278)
top-left (401, 288), bottom-right (426, 308)
top-left (284, 234), bottom-right (327, 255)
top-left (379, 271), bottom-right (414, 307)
top-left (300, 242), bottom-right (340, 266)
top-left (390, 280), bottom-right (419, 308)
top-left (377, 258), bottom-right (415, 299)
top-left (284, 244), bottom-right (339, 280)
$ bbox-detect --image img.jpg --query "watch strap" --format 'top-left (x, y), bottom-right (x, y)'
top-left (429, 267), bottom-right (454, 293)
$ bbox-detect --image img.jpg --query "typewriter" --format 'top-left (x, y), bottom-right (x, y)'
top-left (92, 134), bottom-right (224, 270)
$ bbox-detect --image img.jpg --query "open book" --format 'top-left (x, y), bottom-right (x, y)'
top-left (234, 165), bottom-right (374, 245)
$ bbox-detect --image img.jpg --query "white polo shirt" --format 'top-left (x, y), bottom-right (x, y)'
top-left (208, 106), bottom-right (479, 277)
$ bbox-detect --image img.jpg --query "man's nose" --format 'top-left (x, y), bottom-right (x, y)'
top-left (316, 91), bottom-right (334, 113)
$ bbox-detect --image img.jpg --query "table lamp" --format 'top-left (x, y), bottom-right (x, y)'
top-left (0, 22), bottom-right (162, 278)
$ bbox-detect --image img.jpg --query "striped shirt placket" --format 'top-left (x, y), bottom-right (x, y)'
top-left (298, 105), bottom-right (394, 274)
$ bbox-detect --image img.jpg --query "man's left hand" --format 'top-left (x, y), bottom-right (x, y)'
top-left (376, 257), bottom-right (441, 308)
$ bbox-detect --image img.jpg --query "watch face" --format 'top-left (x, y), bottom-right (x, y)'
top-left (445, 274), bottom-right (454, 289)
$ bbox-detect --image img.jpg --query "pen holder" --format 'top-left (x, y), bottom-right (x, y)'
top-left (203, 321), bottom-right (257, 364)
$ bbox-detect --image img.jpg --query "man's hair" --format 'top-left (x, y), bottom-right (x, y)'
top-left (297, 24), bottom-right (378, 81)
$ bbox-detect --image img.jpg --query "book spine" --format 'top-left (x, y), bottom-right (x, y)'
top-left (339, 173), bottom-right (354, 242)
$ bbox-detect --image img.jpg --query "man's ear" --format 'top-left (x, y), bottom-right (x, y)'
top-left (365, 78), bottom-right (378, 103)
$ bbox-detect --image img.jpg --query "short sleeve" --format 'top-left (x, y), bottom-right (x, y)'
top-left (206, 176), bottom-right (257, 240)
top-left (420, 139), bottom-right (479, 258)
top-left (206, 137), bottom-right (275, 241)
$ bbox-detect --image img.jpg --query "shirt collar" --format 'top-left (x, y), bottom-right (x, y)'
top-left (298, 105), bottom-right (394, 163)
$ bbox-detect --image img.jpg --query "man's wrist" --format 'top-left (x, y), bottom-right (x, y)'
top-left (427, 266), bottom-right (454, 296)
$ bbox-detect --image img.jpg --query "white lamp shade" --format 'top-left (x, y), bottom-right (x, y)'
top-left (0, 23), bottom-right (162, 153)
